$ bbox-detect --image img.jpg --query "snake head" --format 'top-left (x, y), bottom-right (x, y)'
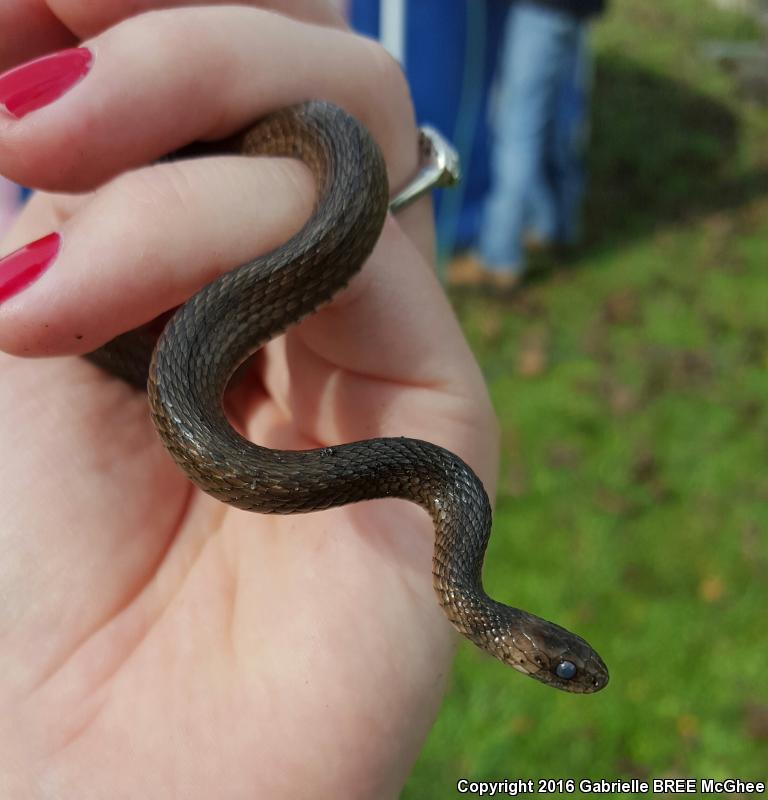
top-left (533, 638), bottom-right (610, 694)
top-left (495, 611), bottom-right (610, 694)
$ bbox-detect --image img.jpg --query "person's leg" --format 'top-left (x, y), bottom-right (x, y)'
top-left (477, 2), bottom-right (578, 275)
top-left (549, 21), bottom-right (592, 247)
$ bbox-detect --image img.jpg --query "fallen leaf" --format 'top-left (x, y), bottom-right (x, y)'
top-left (698, 575), bottom-right (725, 603)
top-left (516, 327), bottom-right (549, 377)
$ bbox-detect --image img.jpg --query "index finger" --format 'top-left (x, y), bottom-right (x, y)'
top-left (49, 0), bottom-right (347, 37)
top-left (0, 1), bottom-right (345, 79)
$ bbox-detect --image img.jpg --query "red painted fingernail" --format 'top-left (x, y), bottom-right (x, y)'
top-left (0, 48), bottom-right (93, 120)
top-left (0, 233), bottom-right (61, 304)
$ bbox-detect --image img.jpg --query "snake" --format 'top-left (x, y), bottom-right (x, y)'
top-left (89, 101), bottom-right (609, 694)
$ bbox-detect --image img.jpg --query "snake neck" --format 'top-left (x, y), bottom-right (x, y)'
top-left (423, 458), bottom-right (608, 694)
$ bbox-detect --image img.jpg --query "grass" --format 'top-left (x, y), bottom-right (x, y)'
top-left (403, 0), bottom-right (768, 794)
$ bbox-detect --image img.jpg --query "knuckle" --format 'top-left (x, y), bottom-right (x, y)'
top-left (361, 37), bottom-right (412, 114)
top-left (355, 36), bottom-right (418, 181)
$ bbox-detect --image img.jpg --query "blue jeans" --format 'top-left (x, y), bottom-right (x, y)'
top-left (478, 2), bottom-right (591, 274)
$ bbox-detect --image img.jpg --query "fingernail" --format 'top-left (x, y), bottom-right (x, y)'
top-left (0, 233), bottom-right (61, 304)
top-left (0, 48), bottom-right (93, 120)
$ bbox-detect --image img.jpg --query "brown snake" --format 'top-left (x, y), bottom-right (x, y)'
top-left (90, 101), bottom-right (609, 693)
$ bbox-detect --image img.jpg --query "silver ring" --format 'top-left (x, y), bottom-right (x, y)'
top-left (389, 125), bottom-right (461, 213)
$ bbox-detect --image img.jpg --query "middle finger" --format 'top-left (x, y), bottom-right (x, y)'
top-left (0, 6), bottom-right (416, 194)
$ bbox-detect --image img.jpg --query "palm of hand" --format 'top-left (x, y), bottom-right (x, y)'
top-left (1, 324), bottom-right (456, 799)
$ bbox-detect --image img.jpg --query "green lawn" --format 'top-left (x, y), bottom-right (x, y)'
top-left (404, 0), bottom-right (768, 794)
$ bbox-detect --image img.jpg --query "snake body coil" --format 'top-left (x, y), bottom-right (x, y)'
top-left (93, 101), bottom-right (608, 693)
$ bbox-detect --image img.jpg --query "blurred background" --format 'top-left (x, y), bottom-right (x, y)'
top-left (2, 0), bottom-right (767, 792)
top-left (346, 0), bottom-right (768, 793)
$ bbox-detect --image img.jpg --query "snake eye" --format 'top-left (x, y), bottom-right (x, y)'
top-left (555, 660), bottom-right (577, 680)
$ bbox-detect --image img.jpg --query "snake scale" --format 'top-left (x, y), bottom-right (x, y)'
top-left (90, 101), bottom-right (609, 693)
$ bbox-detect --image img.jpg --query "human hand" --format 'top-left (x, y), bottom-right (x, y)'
top-left (0, 3), bottom-right (498, 798)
